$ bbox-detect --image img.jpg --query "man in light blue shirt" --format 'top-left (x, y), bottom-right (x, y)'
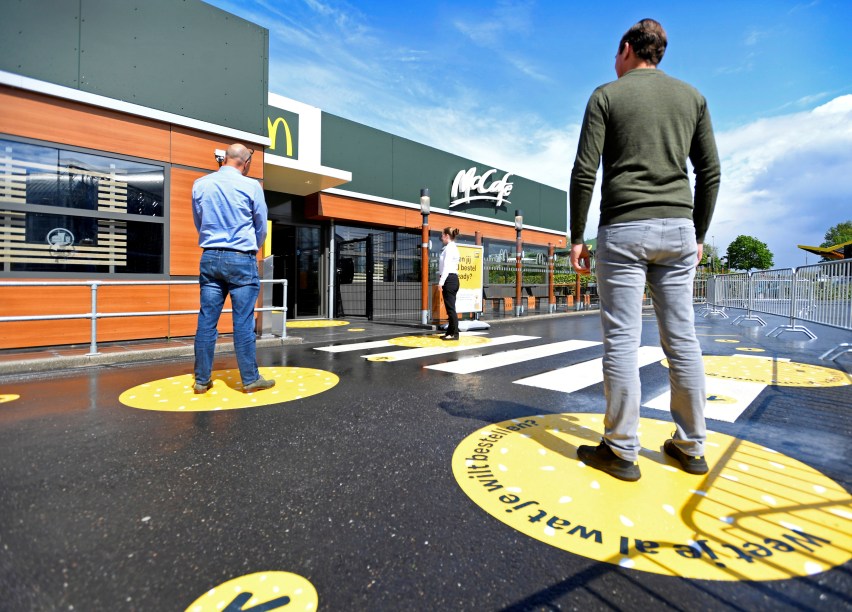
top-left (192, 143), bottom-right (275, 394)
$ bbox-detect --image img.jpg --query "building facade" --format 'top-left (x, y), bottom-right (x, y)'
top-left (1, 0), bottom-right (567, 350)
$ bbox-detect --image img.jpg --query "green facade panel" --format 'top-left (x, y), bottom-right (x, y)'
top-left (322, 113), bottom-right (567, 233)
top-left (321, 113), bottom-right (394, 199)
top-left (3, 0), bottom-right (268, 136)
top-left (0, 0), bottom-right (81, 88)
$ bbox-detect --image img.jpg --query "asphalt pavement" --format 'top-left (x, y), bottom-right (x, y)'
top-left (0, 310), bottom-right (850, 611)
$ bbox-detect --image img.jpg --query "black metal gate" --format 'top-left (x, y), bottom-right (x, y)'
top-left (372, 231), bottom-right (421, 323)
top-left (336, 236), bottom-right (371, 318)
top-left (334, 231), bottom-right (421, 322)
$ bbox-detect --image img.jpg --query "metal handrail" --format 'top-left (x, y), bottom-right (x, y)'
top-left (0, 278), bottom-right (288, 355)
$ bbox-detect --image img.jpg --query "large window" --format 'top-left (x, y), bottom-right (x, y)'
top-left (0, 137), bottom-right (165, 275)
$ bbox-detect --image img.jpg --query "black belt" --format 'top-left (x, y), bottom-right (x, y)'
top-left (204, 247), bottom-right (257, 256)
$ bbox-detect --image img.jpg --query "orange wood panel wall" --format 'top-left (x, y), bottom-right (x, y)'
top-left (0, 285), bottom-right (169, 349)
top-left (313, 193), bottom-right (566, 248)
top-left (1, 88), bottom-right (266, 348)
top-left (93, 285), bottom-right (170, 342)
top-left (170, 167), bottom-right (205, 277)
top-left (0, 87), bottom-right (170, 161)
top-left (171, 127), bottom-right (264, 179)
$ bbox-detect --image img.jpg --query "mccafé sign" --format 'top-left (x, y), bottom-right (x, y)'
top-left (450, 167), bottom-right (514, 209)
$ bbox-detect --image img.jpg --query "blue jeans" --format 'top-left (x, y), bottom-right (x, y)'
top-left (596, 218), bottom-right (706, 462)
top-left (194, 250), bottom-right (261, 386)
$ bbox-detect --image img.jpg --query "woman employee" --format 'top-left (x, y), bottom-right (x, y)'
top-left (438, 227), bottom-right (461, 341)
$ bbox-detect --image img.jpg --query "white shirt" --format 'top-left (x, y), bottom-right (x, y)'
top-left (438, 241), bottom-right (460, 286)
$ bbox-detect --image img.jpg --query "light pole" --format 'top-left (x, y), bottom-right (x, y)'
top-left (712, 235), bottom-right (716, 274)
top-left (420, 188), bottom-right (430, 325)
top-left (514, 209), bottom-right (523, 317)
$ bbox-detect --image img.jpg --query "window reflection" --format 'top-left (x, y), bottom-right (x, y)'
top-left (0, 138), bottom-right (165, 275)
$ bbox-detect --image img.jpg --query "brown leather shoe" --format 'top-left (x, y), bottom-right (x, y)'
top-left (193, 380), bottom-right (213, 394)
top-left (243, 377), bottom-right (276, 393)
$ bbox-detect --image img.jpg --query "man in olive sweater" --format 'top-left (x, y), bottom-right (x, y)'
top-left (570, 19), bottom-right (721, 481)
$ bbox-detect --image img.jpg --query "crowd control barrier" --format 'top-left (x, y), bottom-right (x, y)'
top-left (0, 277), bottom-right (287, 355)
top-left (701, 260), bottom-right (852, 358)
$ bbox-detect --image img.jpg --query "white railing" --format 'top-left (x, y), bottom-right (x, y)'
top-left (701, 260), bottom-right (852, 358)
top-left (794, 259), bottom-right (852, 332)
top-left (0, 278), bottom-right (287, 355)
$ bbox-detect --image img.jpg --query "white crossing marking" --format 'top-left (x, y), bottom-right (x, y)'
top-left (314, 331), bottom-right (490, 353)
top-left (315, 339), bottom-right (394, 353)
top-left (643, 355), bottom-right (789, 423)
top-left (513, 346), bottom-right (666, 393)
top-left (361, 335), bottom-right (539, 362)
top-left (426, 339), bottom-right (601, 374)
top-left (643, 378), bottom-right (766, 423)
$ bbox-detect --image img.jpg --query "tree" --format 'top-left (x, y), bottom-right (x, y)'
top-left (726, 235), bottom-right (774, 271)
top-left (820, 220), bottom-right (852, 248)
top-left (700, 243), bottom-right (718, 265)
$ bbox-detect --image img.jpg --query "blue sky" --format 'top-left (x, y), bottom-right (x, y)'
top-left (206, 0), bottom-right (851, 268)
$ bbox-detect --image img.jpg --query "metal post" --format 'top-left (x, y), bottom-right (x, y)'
top-left (87, 282), bottom-right (99, 355)
top-left (256, 256), bottom-right (275, 337)
top-left (281, 279), bottom-right (287, 338)
top-left (548, 243), bottom-right (556, 313)
top-left (328, 220), bottom-right (335, 320)
top-left (515, 231), bottom-right (523, 317)
top-left (421, 214), bottom-right (430, 325)
top-left (575, 270), bottom-right (581, 310)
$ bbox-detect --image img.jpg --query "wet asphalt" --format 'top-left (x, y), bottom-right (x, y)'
top-left (0, 310), bottom-right (850, 611)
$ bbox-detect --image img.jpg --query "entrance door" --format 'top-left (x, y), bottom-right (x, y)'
top-left (271, 224), bottom-right (323, 318)
top-left (336, 236), bottom-right (372, 318)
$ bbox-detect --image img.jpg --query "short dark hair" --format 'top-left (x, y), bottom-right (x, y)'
top-left (619, 19), bottom-right (667, 65)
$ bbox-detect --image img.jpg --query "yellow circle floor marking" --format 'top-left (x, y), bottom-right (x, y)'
top-left (706, 394), bottom-right (737, 405)
top-left (286, 319), bottom-right (350, 328)
top-left (0, 394), bottom-right (20, 404)
top-left (185, 571), bottom-right (317, 612)
top-left (453, 413), bottom-right (852, 580)
top-left (715, 339), bottom-right (740, 343)
top-left (388, 334), bottom-right (491, 348)
top-left (666, 355), bottom-right (851, 387)
top-left (737, 347), bottom-right (766, 353)
top-left (119, 367), bottom-right (339, 412)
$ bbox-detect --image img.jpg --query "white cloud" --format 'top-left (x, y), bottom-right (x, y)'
top-left (713, 94), bottom-right (852, 267)
top-left (383, 94), bottom-right (852, 270)
top-left (238, 1), bottom-right (852, 267)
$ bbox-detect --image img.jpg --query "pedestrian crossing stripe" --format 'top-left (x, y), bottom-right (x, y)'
top-left (314, 332), bottom-right (490, 353)
top-left (315, 339), bottom-right (395, 353)
top-left (363, 335), bottom-right (539, 363)
top-left (426, 340), bottom-right (601, 374)
top-left (513, 346), bottom-right (666, 393)
top-left (644, 377), bottom-right (765, 423)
